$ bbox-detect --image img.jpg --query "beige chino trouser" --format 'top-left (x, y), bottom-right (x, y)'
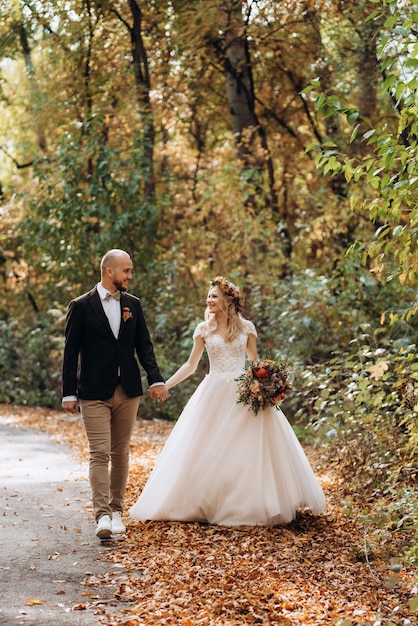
top-left (80, 385), bottom-right (140, 521)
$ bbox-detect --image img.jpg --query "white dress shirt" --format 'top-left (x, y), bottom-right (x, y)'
top-left (97, 282), bottom-right (121, 338)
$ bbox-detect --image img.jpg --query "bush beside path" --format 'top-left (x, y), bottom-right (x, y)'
top-left (1, 404), bottom-right (416, 626)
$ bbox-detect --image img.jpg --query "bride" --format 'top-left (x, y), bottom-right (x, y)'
top-left (129, 276), bottom-right (326, 526)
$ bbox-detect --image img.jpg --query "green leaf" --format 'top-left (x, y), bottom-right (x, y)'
top-left (363, 129), bottom-right (376, 141)
top-left (384, 14), bottom-right (398, 29)
top-left (350, 124), bottom-right (360, 143)
top-left (305, 142), bottom-right (319, 153)
top-left (314, 93), bottom-right (325, 110)
top-left (382, 74), bottom-right (396, 92)
top-left (404, 58), bottom-right (418, 70)
top-left (346, 109), bottom-right (360, 125)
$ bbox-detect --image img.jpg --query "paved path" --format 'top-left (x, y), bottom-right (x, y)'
top-left (0, 415), bottom-right (126, 625)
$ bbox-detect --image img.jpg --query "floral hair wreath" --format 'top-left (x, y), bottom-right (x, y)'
top-left (210, 276), bottom-right (244, 312)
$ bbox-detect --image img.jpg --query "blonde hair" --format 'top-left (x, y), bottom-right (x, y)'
top-left (204, 285), bottom-right (245, 342)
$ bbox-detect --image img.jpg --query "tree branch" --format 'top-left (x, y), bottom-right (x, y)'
top-left (0, 146), bottom-right (34, 169)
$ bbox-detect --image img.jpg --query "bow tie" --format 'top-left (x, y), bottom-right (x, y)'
top-left (105, 291), bottom-right (121, 301)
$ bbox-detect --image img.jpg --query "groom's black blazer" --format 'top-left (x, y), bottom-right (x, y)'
top-left (62, 286), bottom-right (164, 400)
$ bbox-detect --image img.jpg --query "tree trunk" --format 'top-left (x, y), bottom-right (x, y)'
top-left (354, 19), bottom-right (381, 155)
top-left (218, 0), bottom-right (278, 214)
top-left (128, 0), bottom-right (156, 206)
top-left (18, 21), bottom-right (47, 153)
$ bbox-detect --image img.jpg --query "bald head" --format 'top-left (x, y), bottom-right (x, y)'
top-left (100, 249), bottom-right (133, 292)
top-left (100, 249), bottom-right (130, 275)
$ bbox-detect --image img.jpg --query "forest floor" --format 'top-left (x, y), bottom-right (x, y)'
top-left (1, 403), bottom-right (416, 626)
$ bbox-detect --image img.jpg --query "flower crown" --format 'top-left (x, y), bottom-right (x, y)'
top-left (210, 276), bottom-right (244, 312)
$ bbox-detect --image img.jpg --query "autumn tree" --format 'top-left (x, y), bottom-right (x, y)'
top-left (305, 0), bottom-right (418, 297)
top-left (0, 0), bottom-right (416, 418)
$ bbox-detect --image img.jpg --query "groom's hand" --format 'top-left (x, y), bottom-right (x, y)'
top-left (148, 385), bottom-right (168, 403)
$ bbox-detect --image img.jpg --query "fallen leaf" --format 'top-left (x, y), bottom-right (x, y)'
top-left (26, 599), bottom-right (43, 606)
top-left (4, 405), bottom-right (416, 626)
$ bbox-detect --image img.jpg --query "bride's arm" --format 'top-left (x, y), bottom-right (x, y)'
top-left (165, 335), bottom-right (205, 391)
top-left (246, 333), bottom-right (258, 363)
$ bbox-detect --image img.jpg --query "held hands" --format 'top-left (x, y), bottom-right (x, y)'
top-left (148, 384), bottom-right (169, 403)
top-left (62, 400), bottom-right (79, 415)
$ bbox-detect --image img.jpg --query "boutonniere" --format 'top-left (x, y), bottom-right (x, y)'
top-left (122, 307), bottom-right (133, 322)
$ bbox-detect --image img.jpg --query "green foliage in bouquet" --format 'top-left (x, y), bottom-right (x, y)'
top-left (236, 359), bottom-right (293, 416)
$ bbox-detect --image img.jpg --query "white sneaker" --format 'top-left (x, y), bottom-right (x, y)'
top-left (112, 511), bottom-right (126, 534)
top-left (96, 514), bottom-right (112, 539)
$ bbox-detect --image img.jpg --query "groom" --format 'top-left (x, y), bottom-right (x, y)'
top-left (62, 249), bottom-right (167, 539)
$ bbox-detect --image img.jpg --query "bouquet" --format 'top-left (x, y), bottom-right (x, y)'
top-left (235, 358), bottom-right (293, 416)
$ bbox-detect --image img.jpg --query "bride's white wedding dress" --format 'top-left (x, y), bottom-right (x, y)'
top-left (129, 320), bottom-right (326, 526)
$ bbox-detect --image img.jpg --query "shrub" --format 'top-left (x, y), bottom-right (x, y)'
top-left (0, 311), bottom-right (64, 407)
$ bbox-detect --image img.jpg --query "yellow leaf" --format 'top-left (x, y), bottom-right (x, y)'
top-left (368, 361), bottom-right (388, 380)
top-left (26, 599), bottom-right (44, 606)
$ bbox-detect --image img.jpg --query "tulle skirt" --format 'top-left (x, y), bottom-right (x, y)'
top-left (129, 373), bottom-right (326, 526)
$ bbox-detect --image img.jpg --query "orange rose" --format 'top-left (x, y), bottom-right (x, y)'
top-left (253, 367), bottom-right (270, 378)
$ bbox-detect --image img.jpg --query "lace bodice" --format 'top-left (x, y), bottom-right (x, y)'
top-left (193, 320), bottom-right (257, 377)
